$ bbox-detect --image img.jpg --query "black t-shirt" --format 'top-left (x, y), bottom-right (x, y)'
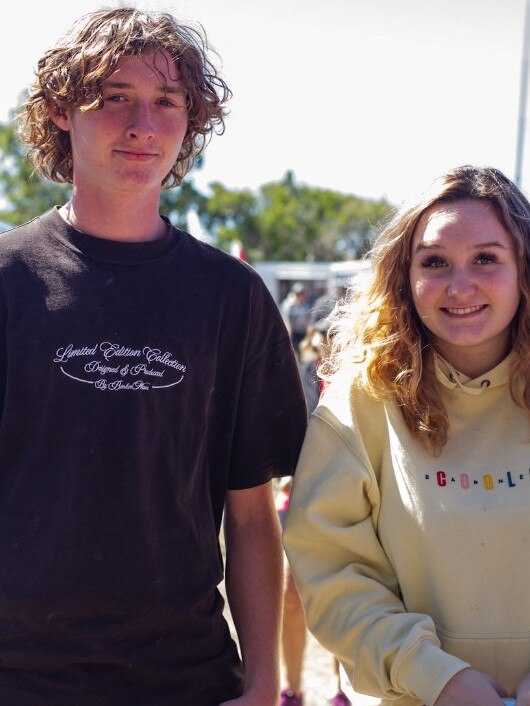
top-left (0, 208), bottom-right (307, 705)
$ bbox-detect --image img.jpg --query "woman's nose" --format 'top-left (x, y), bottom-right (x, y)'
top-left (447, 268), bottom-right (476, 297)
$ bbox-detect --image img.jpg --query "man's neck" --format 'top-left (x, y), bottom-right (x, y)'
top-left (60, 190), bottom-right (168, 243)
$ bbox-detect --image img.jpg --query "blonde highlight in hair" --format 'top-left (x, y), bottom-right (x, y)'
top-left (322, 165), bottom-right (530, 454)
top-left (18, 7), bottom-right (231, 186)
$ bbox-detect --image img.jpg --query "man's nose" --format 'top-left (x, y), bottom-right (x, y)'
top-left (126, 103), bottom-right (155, 139)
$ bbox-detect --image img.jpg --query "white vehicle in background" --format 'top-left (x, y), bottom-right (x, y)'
top-left (253, 259), bottom-right (372, 305)
top-left (327, 259), bottom-right (373, 293)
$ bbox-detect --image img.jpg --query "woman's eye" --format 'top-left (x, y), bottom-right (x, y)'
top-left (420, 256), bottom-right (446, 268)
top-left (476, 253), bottom-right (498, 265)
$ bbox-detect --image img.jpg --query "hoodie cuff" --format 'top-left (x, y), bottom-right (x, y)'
top-left (394, 639), bottom-right (470, 706)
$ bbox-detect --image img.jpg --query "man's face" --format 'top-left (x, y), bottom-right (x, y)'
top-left (51, 48), bottom-right (188, 199)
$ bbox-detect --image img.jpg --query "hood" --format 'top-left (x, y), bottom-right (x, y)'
top-left (433, 351), bottom-right (513, 395)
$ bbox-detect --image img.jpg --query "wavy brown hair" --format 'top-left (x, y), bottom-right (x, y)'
top-left (323, 165), bottom-right (530, 454)
top-left (18, 7), bottom-right (231, 186)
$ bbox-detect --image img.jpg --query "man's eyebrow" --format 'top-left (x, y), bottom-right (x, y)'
top-left (103, 81), bottom-right (186, 94)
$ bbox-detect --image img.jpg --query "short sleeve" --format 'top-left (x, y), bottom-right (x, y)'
top-left (227, 277), bottom-right (307, 489)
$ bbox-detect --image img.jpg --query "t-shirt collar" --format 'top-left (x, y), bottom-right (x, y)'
top-left (43, 206), bottom-right (179, 265)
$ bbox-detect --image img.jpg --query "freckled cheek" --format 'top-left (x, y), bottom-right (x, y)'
top-left (169, 121), bottom-right (188, 143)
top-left (487, 272), bottom-right (518, 289)
top-left (497, 275), bottom-right (522, 314)
top-left (410, 276), bottom-right (439, 312)
top-left (480, 272), bottom-right (520, 302)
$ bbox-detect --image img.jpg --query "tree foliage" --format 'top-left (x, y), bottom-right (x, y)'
top-left (0, 109), bottom-right (392, 261)
top-left (0, 113), bottom-right (70, 225)
top-left (159, 156), bottom-right (207, 231)
top-left (200, 171), bottom-right (392, 262)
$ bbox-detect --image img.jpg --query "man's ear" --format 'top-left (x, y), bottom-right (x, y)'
top-left (48, 101), bottom-right (71, 131)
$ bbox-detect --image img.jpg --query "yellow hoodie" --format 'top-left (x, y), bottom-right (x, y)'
top-left (284, 353), bottom-right (530, 706)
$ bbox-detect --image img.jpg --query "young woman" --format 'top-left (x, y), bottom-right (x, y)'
top-left (283, 165), bottom-right (530, 706)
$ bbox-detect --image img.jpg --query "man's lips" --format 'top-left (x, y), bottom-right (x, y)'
top-left (114, 149), bottom-right (158, 161)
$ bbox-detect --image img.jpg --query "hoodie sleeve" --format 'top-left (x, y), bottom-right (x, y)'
top-left (283, 390), bottom-right (468, 706)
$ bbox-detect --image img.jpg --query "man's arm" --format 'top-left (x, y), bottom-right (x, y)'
top-left (221, 480), bottom-right (283, 706)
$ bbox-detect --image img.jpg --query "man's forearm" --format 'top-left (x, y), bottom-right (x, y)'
top-left (224, 484), bottom-right (284, 703)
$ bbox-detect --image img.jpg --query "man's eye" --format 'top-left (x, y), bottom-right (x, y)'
top-left (159, 97), bottom-right (186, 108)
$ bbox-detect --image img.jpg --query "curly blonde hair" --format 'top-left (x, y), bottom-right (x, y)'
top-left (323, 165), bottom-right (530, 454)
top-left (18, 7), bottom-right (231, 187)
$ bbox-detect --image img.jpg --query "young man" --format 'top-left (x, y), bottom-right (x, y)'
top-left (0, 8), bottom-right (306, 705)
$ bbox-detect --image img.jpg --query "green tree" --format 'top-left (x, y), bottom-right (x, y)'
top-left (258, 171), bottom-right (392, 260)
top-left (159, 156), bottom-right (207, 231)
top-left (198, 171), bottom-right (392, 262)
top-left (0, 112), bottom-right (70, 225)
top-left (199, 181), bottom-right (260, 256)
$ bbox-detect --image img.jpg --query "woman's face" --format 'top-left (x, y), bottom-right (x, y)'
top-left (408, 198), bottom-right (520, 378)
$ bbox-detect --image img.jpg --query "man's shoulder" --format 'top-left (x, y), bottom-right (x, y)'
top-left (0, 216), bottom-right (45, 260)
top-left (176, 228), bottom-right (266, 289)
top-left (177, 229), bottom-right (250, 269)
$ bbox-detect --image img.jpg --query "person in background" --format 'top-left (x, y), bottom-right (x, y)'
top-left (281, 283), bottom-right (312, 358)
top-left (284, 165), bottom-right (530, 706)
top-left (0, 8), bottom-right (307, 705)
top-left (309, 286), bottom-right (346, 329)
top-left (277, 317), bottom-right (351, 706)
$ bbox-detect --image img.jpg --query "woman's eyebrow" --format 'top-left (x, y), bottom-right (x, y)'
top-left (415, 240), bottom-right (507, 251)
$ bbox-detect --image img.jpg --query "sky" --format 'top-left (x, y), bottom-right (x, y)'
top-left (1, 0), bottom-right (528, 206)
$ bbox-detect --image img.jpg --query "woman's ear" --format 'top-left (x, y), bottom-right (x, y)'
top-left (47, 101), bottom-right (71, 131)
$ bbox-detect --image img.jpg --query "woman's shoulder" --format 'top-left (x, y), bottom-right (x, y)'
top-left (311, 367), bottom-right (390, 476)
top-left (315, 368), bottom-right (386, 434)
